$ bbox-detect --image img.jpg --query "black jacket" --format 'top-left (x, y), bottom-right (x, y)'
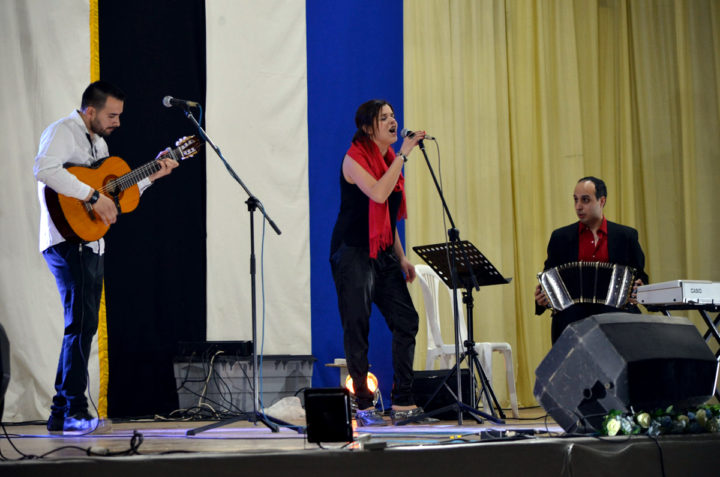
top-left (535, 220), bottom-right (648, 316)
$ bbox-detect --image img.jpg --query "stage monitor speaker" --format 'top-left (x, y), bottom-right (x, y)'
top-left (0, 323), bottom-right (9, 421)
top-left (412, 369), bottom-right (472, 420)
top-left (534, 313), bottom-right (719, 433)
top-left (304, 387), bottom-right (353, 443)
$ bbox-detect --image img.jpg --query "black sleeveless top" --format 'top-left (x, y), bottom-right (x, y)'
top-left (330, 169), bottom-right (402, 257)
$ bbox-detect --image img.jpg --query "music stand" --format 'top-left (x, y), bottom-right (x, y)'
top-left (410, 240), bottom-right (511, 425)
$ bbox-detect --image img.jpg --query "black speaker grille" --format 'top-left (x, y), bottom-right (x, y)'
top-left (304, 388), bottom-right (353, 443)
top-left (534, 313), bottom-right (718, 433)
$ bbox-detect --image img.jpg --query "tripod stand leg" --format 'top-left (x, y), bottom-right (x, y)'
top-left (186, 415), bottom-right (248, 436)
top-left (186, 410), bottom-right (303, 436)
top-left (253, 411), bottom-right (281, 432)
top-left (397, 392), bottom-right (502, 425)
top-left (415, 359), bottom-right (482, 424)
top-left (471, 354), bottom-right (506, 421)
top-left (419, 363), bottom-right (460, 411)
top-left (411, 355), bottom-right (505, 425)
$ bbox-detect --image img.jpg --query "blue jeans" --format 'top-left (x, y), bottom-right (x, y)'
top-left (331, 244), bottom-right (419, 409)
top-left (43, 242), bottom-right (103, 416)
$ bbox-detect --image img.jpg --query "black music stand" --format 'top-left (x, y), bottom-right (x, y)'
top-left (410, 240), bottom-right (511, 425)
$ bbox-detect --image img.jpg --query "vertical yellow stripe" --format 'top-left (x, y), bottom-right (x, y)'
top-left (90, 0), bottom-right (108, 418)
top-left (98, 284), bottom-right (109, 418)
top-left (90, 0), bottom-right (99, 82)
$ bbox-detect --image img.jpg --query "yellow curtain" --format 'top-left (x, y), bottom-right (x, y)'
top-left (403, 0), bottom-right (720, 408)
top-left (89, 0), bottom-right (109, 419)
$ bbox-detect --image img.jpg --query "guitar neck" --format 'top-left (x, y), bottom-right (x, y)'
top-left (113, 146), bottom-right (183, 192)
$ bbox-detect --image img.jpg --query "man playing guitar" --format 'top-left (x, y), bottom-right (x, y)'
top-left (34, 81), bottom-right (177, 433)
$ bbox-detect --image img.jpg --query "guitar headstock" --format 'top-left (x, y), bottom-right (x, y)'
top-left (173, 135), bottom-right (204, 160)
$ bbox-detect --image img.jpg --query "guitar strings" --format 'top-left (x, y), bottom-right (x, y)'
top-left (94, 137), bottom-right (197, 196)
top-left (97, 155), bottom-right (165, 195)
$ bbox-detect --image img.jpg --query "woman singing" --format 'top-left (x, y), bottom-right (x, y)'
top-left (330, 99), bottom-right (428, 426)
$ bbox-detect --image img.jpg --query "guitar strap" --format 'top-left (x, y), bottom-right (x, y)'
top-left (85, 133), bottom-right (97, 163)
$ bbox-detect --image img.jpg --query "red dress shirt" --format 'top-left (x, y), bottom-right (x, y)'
top-left (578, 217), bottom-right (609, 262)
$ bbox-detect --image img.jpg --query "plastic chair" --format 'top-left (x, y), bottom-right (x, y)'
top-left (415, 264), bottom-right (519, 418)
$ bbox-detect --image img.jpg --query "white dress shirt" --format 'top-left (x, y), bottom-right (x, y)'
top-left (34, 110), bottom-right (150, 254)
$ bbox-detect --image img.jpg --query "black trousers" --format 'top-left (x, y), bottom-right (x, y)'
top-left (331, 244), bottom-right (419, 409)
top-left (43, 242), bottom-right (103, 416)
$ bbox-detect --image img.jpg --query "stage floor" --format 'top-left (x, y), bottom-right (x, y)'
top-left (2, 407), bottom-right (720, 477)
top-left (0, 407), bottom-right (553, 456)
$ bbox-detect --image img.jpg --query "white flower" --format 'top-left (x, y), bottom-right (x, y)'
top-left (606, 418), bottom-right (621, 436)
top-left (696, 409), bottom-right (708, 427)
top-left (636, 412), bottom-right (651, 429)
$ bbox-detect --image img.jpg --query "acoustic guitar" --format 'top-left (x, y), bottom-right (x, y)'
top-left (44, 135), bottom-right (202, 243)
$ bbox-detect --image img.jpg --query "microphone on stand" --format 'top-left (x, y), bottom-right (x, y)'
top-left (162, 96), bottom-right (200, 108)
top-left (401, 128), bottom-right (436, 141)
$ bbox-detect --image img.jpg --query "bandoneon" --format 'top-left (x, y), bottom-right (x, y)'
top-left (538, 262), bottom-right (637, 312)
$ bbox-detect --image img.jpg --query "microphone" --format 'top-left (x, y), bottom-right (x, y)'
top-left (162, 96), bottom-right (200, 108)
top-left (401, 128), bottom-right (435, 141)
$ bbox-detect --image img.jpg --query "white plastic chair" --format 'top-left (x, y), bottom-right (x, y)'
top-left (415, 264), bottom-right (519, 418)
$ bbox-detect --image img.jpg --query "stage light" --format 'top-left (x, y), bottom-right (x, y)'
top-left (344, 372), bottom-right (378, 394)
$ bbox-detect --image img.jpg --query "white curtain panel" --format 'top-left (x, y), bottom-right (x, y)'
top-left (0, 0), bottom-right (99, 422)
top-left (205, 1), bottom-right (311, 354)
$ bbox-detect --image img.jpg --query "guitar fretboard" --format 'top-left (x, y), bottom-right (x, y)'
top-left (99, 147), bottom-right (179, 195)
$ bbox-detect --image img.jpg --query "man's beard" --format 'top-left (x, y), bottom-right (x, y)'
top-left (90, 118), bottom-right (115, 137)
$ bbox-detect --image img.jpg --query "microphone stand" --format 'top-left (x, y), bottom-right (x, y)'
top-left (410, 139), bottom-right (504, 425)
top-left (177, 106), bottom-right (293, 435)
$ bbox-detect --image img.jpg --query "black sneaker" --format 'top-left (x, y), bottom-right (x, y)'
top-left (47, 414), bottom-right (64, 433)
top-left (63, 410), bottom-right (98, 433)
top-left (355, 409), bottom-right (387, 427)
top-left (390, 406), bottom-right (439, 425)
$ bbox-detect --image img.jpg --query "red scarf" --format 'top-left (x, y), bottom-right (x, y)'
top-left (347, 138), bottom-right (407, 258)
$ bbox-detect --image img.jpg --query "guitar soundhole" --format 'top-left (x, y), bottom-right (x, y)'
top-left (104, 177), bottom-right (122, 198)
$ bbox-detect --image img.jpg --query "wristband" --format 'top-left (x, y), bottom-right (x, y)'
top-left (399, 153), bottom-right (408, 163)
top-left (88, 190), bottom-right (100, 205)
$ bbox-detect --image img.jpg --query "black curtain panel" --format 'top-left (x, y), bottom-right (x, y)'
top-left (99, 0), bottom-right (207, 417)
